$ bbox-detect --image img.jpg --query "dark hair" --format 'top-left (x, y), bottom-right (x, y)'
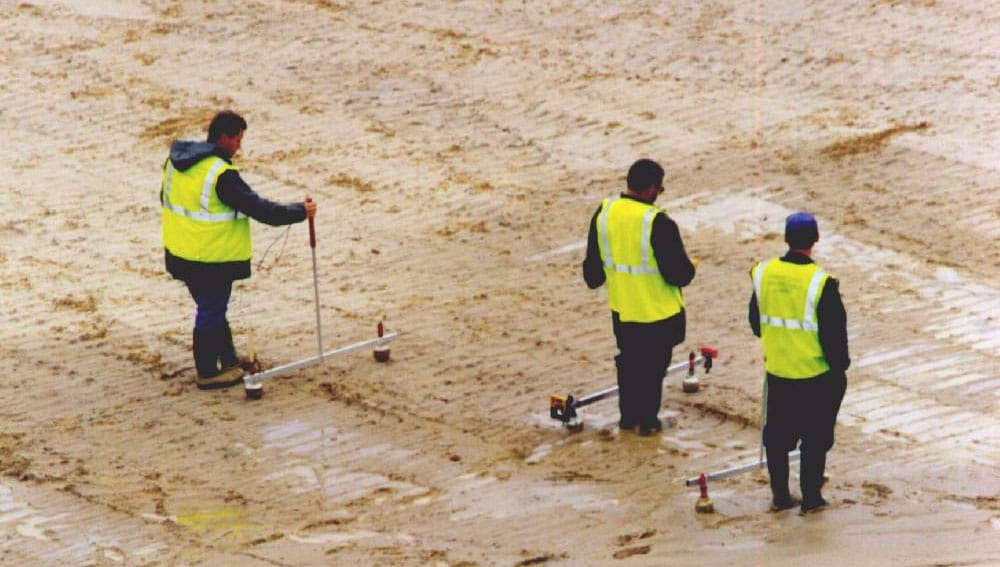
top-left (626, 159), bottom-right (665, 192)
top-left (207, 111), bottom-right (247, 143)
top-left (786, 230), bottom-right (818, 250)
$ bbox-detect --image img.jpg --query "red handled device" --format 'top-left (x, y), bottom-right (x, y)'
top-left (306, 196), bottom-right (316, 248)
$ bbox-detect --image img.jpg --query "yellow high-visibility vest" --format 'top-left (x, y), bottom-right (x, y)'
top-left (161, 156), bottom-right (251, 263)
top-left (596, 196), bottom-right (684, 323)
top-left (752, 258), bottom-right (831, 378)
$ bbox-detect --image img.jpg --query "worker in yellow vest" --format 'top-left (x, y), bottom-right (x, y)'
top-left (161, 111), bottom-right (317, 390)
top-left (583, 159), bottom-right (697, 435)
top-left (750, 212), bottom-right (849, 514)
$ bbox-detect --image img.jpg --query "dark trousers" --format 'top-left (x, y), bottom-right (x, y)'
top-left (764, 371), bottom-right (847, 502)
top-left (184, 279), bottom-right (237, 378)
top-left (185, 279), bottom-right (233, 332)
top-left (612, 312), bottom-right (680, 429)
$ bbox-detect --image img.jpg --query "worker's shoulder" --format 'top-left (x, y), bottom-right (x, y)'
top-left (801, 261), bottom-right (841, 288)
top-left (652, 207), bottom-right (678, 226)
top-left (749, 256), bottom-right (779, 269)
top-left (815, 263), bottom-right (839, 282)
top-left (748, 258), bottom-right (766, 278)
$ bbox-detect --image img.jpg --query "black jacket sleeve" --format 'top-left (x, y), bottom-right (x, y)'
top-left (651, 213), bottom-right (695, 288)
top-left (818, 278), bottom-right (851, 374)
top-left (216, 170), bottom-right (307, 226)
top-left (749, 289), bottom-right (761, 338)
top-left (582, 206), bottom-right (606, 289)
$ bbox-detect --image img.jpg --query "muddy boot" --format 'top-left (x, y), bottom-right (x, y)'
top-left (193, 328), bottom-right (244, 390)
top-left (767, 445), bottom-right (795, 511)
top-left (196, 365), bottom-right (245, 390)
top-left (193, 328), bottom-right (219, 379)
top-left (800, 451), bottom-right (829, 514)
top-left (638, 372), bottom-right (665, 436)
top-left (638, 418), bottom-right (663, 436)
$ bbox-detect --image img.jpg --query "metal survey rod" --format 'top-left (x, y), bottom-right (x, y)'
top-left (760, 372), bottom-right (768, 465)
top-left (306, 197), bottom-right (323, 362)
top-left (684, 450), bottom-right (801, 486)
top-left (243, 332), bottom-right (398, 387)
top-left (549, 346), bottom-right (718, 426)
top-left (573, 354), bottom-right (706, 409)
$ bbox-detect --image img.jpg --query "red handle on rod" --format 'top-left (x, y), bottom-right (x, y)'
top-left (306, 196), bottom-right (316, 248)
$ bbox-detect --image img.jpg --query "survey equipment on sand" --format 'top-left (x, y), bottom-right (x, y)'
top-left (684, 450), bottom-right (803, 513)
top-left (243, 199), bottom-right (397, 400)
top-left (685, 450), bottom-right (801, 488)
top-left (549, 346), bottom-right (718, 431)
top-left (682, 370), bottom-right (813, 511)
top-left (243, 324), bottom-right (397, 399)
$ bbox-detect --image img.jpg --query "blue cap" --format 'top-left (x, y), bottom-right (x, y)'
top-left (785, 212), bottom-right (818, 247)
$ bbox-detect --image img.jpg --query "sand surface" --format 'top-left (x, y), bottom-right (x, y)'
top-left (1, 1), bottom-right (998, 565)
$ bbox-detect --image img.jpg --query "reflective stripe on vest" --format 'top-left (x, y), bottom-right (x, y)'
top-left (596, 196), bottom-right (684, 323)
top-left (753, 258), bottom-right (831, 378)
top-left (753, 260), bottom-right (826, 332)
top-left (599, 197), bottom-right (660, 275)
top-left (161, 159), bottom-right (247, 222)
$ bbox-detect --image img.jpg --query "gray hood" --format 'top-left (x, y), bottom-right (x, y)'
top-left (169, 140), bottom-right (219, 171)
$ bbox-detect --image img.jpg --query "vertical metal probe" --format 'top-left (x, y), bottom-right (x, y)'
top-left (306, 196), bottom-right (323, 362)
top-left (760, 372), bottom-right (768, 466)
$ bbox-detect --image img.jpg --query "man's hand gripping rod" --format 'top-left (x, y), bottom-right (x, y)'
top-left (549, 346), bottom-right (718, 431)
top-left (307, 196), bottom-right (323, 362)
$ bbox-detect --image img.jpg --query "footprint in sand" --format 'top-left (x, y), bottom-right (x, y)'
top-left (613, 545), bottom-right (651, 559)
top-left (613, 529), bottom-right (655, 559)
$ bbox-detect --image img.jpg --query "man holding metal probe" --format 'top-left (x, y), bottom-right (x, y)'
top-left (161, 110), bottom-right (317, 390)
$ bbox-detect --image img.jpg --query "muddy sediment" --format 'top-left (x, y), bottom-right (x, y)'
top-left (0, 1), bottom-right (997, 565)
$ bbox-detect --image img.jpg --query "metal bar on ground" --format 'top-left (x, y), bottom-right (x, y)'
top-left (574, 355), bottom-right (705, 409)
top-left (244, 332), bottom-right (398, 386)
top-left (574, 385), bottom-right (620, 407)
top-left (685, 450), bottom-right (801, 486)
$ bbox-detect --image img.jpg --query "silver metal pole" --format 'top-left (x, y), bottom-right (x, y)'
top-left (243, 332), bottom-right (398, 387)
top-left (306, 199), bottom-right (323, 362)
top-left (760, 372), bottom-right (768, 466)
top-left (311, 244), bottom-right (323, 361)
top-left (685, 450), bottom-right (801, 486)
top-left (574, 355), bottom-right (705, 408)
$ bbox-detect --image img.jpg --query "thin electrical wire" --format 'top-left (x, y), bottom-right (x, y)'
top-left (230, 225), bottom-right (292, 330)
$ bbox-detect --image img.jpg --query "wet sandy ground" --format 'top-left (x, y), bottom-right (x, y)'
top-left (1, 1), bottom-right (998, 565)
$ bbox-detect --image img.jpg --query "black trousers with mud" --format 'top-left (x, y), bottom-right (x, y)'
top-left (764, 371), bottom-right (847, 503)
top-left (612, 312), bottom-right (682, 430)
top-left (185, 279), bottom-right (239, 378)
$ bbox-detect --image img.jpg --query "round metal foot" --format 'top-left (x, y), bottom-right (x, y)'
top-left (695, 496), bottom-right (714, 513)
top-left (566, 417), bottom-right (584, 433)
top-left (245, 384), bottom-right (263, 400)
